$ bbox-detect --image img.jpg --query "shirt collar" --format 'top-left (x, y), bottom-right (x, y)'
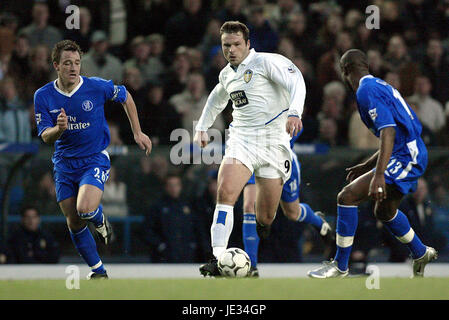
top-left (53, 76), bottom-right (83, 97)
top-left (229, 48), bottom-right (256, 72)
top-left (359, 74), bottom-right (374, 87)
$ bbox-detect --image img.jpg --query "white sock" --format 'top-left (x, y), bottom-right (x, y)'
top-left (211, 204), bottom-right (234, 258)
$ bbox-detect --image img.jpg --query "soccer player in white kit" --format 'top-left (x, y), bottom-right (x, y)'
top-left (194, 21), bottom-right (306, 277)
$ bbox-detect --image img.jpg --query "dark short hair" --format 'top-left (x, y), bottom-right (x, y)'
top-left (220, 21), bottom-right (250, 43)
top-left (51, 39), bottom-right (83, 64)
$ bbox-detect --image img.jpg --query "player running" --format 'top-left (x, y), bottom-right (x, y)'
top-left (242, 130), bottom-right (335, 277)
top-left (308, 49), bottom-right (437, 278)
top-left (34, 40), bottom-right (152, 279)
top-left (194, 21), bottom-right (305, 277)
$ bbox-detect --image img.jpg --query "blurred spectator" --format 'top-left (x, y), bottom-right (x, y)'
top-left (378, 1), bottom-right (405, 44)
top-left (108, 122), bottom-right (124, 147)
top-left (0, 242), bottom-right (8, 264)
top-left (124, 35), bottom-right (165, 85)
top-left (198, 18), bottom-right (222, 65)
top-left (0, 13), bottom-right (19, 58)
top-left (367, 49), bottom-right (387, 78)
top-left (277, 36), bottom-right (296, 60)
top-left (186, 47), bottom-right (204, 73)
top-left (64, 6), bottom-right (94, 53)
top-left (81, 30), bottom-right (123, 84)
top-left (7, 33), bottom-right (31, 86)
top-left (316, 30), bottom-right (353, 88)
top-left (283, 12), bottom-right (316, 64)
top-left (164, 0), bottom-right (210, 57)
top-left (23, 171), bottom-right (59, 215)
top-left (128, 0), bottom-right (175, 36)
top-left (24, 44), bottom-right (54, 101)
top-left (383, 178), bottom-right (447, 261)
top-left (401, 0), bottom-right (439, 45)
top-left (163, 46), bottom-right (191, 99)
top-left (191, 169), bottom-right (218, 261)
top-left (142, 174), bottom-right (198, 263)
top-left (102, 165), bottom-right (128, 217)
top-left (420, 38), bottom-right (449, 105)
top-left (383, 34), bottom-right (420, 97)
top-left (268, 0), bottom-right (302, 32)
top-left (147, 33), bottom-right (167, 76)
top-left (18, 2), bottom-right (62, 49)
top-left (348, 103), bottom-right (379, 150)
top-left (139, 82), bottom-right (182, 146)
top-left (316, 11), bottom-right (344, 54)
top-left (7, 205), bottom-right (60, 263)
top-left (126, 156), bottom-right (164, 216)
top-left (170, 72), bottom-right (224, 136)
top-left (247, 5), bottom-right (279, 53)
top-left (205, 45), bottom-right (227, 92)
top-left (407, 75), bottom-right (446, 134)
top-left (0, 77), bottom-right (31, 143)
top-left (317, 117), bottom-right (345, 147)
top-left (215, 0), bottom-right (247, 24)
top-left (384, 71), bottom-right (402, 91)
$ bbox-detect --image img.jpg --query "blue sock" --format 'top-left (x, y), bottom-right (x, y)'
top-left (383, 210), bottom-right (427, 259)
top-left (69, 226), bottom-right (106, 274)
top-left (334, 205), bottom-right (358, 271)
top-left (78, 204), bottom-right (104, 228)
top-left (242, 212), bottom-right (259, 268)
top-left (298, 203), bottom-right (323, 229)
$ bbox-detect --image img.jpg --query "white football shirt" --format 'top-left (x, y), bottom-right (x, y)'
top-left (195, 49), bottom-right (306, 133)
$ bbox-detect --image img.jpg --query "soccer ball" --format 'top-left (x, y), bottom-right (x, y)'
top-left (217, 248), bottom-right (251, 277)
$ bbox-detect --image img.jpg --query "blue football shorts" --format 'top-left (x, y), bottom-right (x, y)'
top-left (53, 150), bottom-right (111, 202)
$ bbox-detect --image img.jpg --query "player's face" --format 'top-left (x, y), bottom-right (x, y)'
top-left (339, 60), bottom-right (353, 91)
top-left (54, 50), bottom-right (81, 86)
top-left (221, 32), bottom-right (250, 67)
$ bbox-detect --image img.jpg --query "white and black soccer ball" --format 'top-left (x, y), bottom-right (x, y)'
top-left (217, 248), bottom-right (251, 277)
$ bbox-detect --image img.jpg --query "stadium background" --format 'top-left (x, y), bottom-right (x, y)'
top-left (0, 0), bottom-right (448, 270)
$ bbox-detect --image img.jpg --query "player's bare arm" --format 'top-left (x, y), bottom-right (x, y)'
top-left (41, 108), bottom-right (68, 144)
top-left (122, 92), bottom-right (152, 155)
top-left (369, 126), bottom-right (395, 202)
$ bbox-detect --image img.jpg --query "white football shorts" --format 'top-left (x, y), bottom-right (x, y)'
top-left (223, 126), bottom-right (292, 183)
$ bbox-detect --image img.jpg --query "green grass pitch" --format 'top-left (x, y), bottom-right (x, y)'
top-left (1, 277), bottom-right (448, 300)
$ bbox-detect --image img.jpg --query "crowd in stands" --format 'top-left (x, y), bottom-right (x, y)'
top-left (0, 0), bottom-right (448, 264)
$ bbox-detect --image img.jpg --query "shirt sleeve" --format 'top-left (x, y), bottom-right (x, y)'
top-left (34, 91), bottom-right (54, 137)
top-left (195, 82), bottom-right (229, 131)
top-left (91, 77), bottom-right (128, 103)
top-left (363, 88), bottom-right (397, 135)
top-left (262, 55), bottom-right (306, 119)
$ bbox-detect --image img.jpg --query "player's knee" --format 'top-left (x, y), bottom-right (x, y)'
top-left (217, 184), bottom-right (237, 205)
top-left (373, 204), bottom-right (395, 221)
top-left (257, 215), bottom-right (274, 226)
top-left (76, 203), bottom-right (95, 216)
top-left (337, 187), bottom-right (354, 205)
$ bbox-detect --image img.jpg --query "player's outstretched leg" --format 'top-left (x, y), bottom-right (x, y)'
top-left (242, 183), bottom-right (260, 277)
top-left (308, 171), bottom-right (373, 278)
top-left (375, 194), bottom-right (438, 277)
top-left (200, 159), bottom-right (251, 277)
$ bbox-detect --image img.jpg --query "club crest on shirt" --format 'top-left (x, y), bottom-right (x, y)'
top-left (369, 108), bottom-right (377, 121)
top-left (243, 69), bottom-right (253, 83)
top-left (82, 100), bottom-right (93, 112)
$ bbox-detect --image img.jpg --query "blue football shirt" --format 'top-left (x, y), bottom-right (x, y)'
top-left (356, 75), bottom-right (427, 166)
top-left (34, 76), bottom-right (127, 159)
